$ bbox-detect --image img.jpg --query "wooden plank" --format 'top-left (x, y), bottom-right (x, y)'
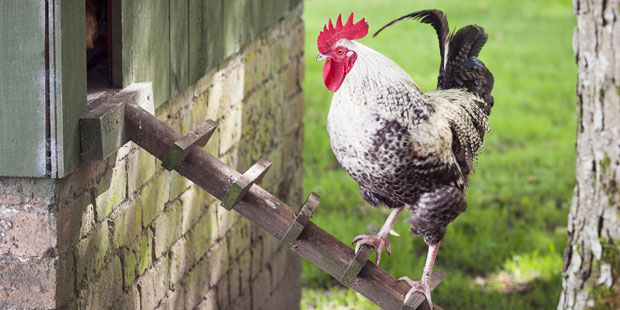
top-left (189, 0), bottom-right (222, 84)
top-left (130, 0), bottom-right (170, 109)
top-left (123, 104), bottom-right (444, 310)
top-left (281, 193), bottom-right (320, 248)
top-left (79, 82), bottom-right (154, 161)
top-left (50, 0), bottom-right (88, 177)
top-left (0, 1), bottom-right (48, 177)
top-left (170, 0), bottom-right (189, 96)
top-left (110, 0), bottom-right (131, 87)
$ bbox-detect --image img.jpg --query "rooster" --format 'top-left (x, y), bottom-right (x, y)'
top-left (316, 10), bottom-right (494, 307)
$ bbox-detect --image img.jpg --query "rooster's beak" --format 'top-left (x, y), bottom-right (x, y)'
top-left (316, 53), bottom-right (328, 61)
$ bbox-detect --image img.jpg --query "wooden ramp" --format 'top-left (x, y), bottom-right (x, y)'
top-left (80, 96), bottom-right (445, 310)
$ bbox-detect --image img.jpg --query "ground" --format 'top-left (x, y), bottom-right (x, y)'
top-left (300, 0), bottom-right (576, 309)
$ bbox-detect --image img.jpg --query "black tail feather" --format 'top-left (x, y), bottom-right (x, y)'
top-left (374, 10), bottom-right (450, 70)
top-left (374, 10), bottom-right (494, 109)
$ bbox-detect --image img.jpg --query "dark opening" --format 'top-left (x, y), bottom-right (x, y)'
top-left (86, 0), bottom-right (113, 104)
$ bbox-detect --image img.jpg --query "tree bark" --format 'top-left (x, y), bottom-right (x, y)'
top-left (558, 0), bottom-right (620, 309)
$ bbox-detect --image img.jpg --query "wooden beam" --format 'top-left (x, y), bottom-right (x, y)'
top-left (79, 83), bottom-right (154, 161)
top-left (123, 103), bottom-right (444, 310)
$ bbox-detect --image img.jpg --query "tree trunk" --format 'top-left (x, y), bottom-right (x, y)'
top-left (557, 0), bottom-right (620, 309)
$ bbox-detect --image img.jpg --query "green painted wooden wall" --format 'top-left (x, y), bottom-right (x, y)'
top-left (0, 0), bottom-right (85, 178)
top-left (116, 0), bottom-right (301, 107)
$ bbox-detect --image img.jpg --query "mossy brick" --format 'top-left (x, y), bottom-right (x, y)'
top-left (182, 253), bottom-right (211, 308)
top-left (138, 229), bottom-right (153, 275)
top-left (110, 200), bottom-right (142, 248)
top-left (111, 285), bottom-right (140, 310)
top-left (218, 104), bottom-right (243, 155)
top-left (204, 127), bottom-right (220, 156)
top-left (121, 248), bottom-right (137, 290)
top-left (94, 159), bottom-right (127, 222)
top-left (137, 256), bottom-right (171, 310)
top-left (237, 248), bottom-right (252, 297)
top-left (214, 201), bottom-right (237, 239)
top-left (229, 259), bottom-right (241, 301)
top-left (56, 252), bottom-right (75, 306)
top-left (193, 66), bottom-right (217, 98)
top-left (169, 237), bottom-right (189, 284)
top-left (153, 199), bottom-right (183, 258)
top-left (162, 84), bottom-right (196, 122)
top-left (75, 221), bottom-right (110, 286)
top-left (57, 158), bottom-right (108, 203)
top-left (285, 91), bottom-right (304, 135)
top-left (228, 218), bottom-right (252, 259)
top-left (269, 33), bottom-right (290, 73)
top-left (207, 239), bottom-right (230, 287)
top-left (180, 185), bottom-right (210, 235)
top-left (250, 230), bottom-right (264, 281)
top-left (280, 62), bottom-right (299, 100)
top-left (189, 94), bottom-right (208, 130)
top-left (57, 191), bottom-right (91, 254)
top-left (168, 170), bottom-right (192, 200)
top-left (126, 147), bottom-right (158, 195)
top-left (79, 256), bottom-right (123, 310)
top-left (139, 171), bottom-right (170, 227)
top-left (185, 212), bottom-right (214, 264)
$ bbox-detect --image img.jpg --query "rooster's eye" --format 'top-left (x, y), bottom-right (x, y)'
top-left (337, 49), bottom-right (344, 55)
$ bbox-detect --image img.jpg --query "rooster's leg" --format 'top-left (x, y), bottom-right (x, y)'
top-left (399, 241), bottom-right (440, 309)
top-left (352, 206), bottom-right (403, 265)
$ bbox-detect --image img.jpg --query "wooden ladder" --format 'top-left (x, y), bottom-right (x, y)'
top-left (80, 88), bottom-right (444, 310)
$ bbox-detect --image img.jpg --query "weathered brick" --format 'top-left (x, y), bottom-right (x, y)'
top-left (138, 257), bottom-right (170, 310)
top-left (140, 171), bottom-right (170, 227)
top-left (218, 103), bottom-right (243, 155)
top-left (75, 221), bottom-right (110, 286)
top-left (0, 206), bottom-right (55, 257)
top-left (0, 256), bottom-right (56, 309)
top-left (251, 263), bottom-right (271, 309)
top-left (94, 159), bottom-right (127, 222)
top-left (169, 237), bottom-right (189, 285)
top-left (182, 255), bottom-right (211, 308)
top-left (153, 200), bottom-right (183, 258)
top-left (207, 239), bottom-right (230, 288)
top-left (78, 256), bottom-right (123, 310)
top-left (216, 272), bottom-right (230, 309)
top-left (155, 285), bottom-right (185, 310)
top-left (111, 284), bottom-right (140, 310)
top-left (193, 289), bottom-right (217, 310)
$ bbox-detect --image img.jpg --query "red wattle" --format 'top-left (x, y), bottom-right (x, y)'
top-left (322, 59), bottom-right (345, 92)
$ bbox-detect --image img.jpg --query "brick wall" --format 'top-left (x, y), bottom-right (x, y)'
top-left (0, 4), bottom-right (304, 309)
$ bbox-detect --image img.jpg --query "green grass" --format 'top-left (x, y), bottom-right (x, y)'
top-left (300, 0), bottom-right (576, 309)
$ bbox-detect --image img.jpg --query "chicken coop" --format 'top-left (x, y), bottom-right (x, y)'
top-left (1, 0), bottom-right (305, 308)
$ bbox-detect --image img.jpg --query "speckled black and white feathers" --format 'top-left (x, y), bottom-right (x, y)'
top-left (326, 10), bottom-right (493, 246)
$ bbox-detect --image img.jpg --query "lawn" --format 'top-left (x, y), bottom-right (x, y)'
top-left (299, 0), bottom-right (577, 309)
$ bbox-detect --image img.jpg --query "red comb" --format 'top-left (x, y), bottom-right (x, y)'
top-left (317, 13), bottom-right (369, 54)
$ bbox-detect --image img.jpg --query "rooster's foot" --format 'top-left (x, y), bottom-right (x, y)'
top-left (351, 230), bottom-right (397, 265)
top-left (399, 276), bottom-right (433, 309)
